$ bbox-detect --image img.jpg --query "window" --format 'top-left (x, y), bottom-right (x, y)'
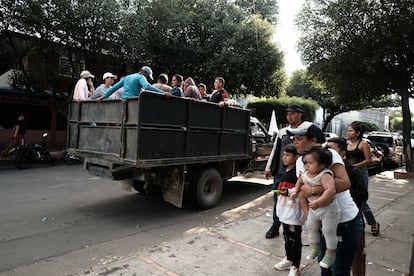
top-left (59, 52), bottom-right (85, 78)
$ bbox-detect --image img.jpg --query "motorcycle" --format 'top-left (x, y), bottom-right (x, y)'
top-left (7, 133), bottom-right (54, 169)
top-left (63, 149), bottom-right (83, 165)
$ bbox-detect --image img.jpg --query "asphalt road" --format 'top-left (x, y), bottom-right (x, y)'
top-left (0, 163), bottom-right (272, 276)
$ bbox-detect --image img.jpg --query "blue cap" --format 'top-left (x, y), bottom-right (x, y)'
top-left (140, 66), bottom-right (153, 80)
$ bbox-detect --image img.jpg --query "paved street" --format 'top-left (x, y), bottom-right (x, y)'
top-left (0, 163), bottom-right (271, 276)
top-left (0, 161), bottom-right (412, 276)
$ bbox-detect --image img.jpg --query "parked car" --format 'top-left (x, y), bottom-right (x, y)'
top-left (250, 116), bottom-right (273, 171)
top-left (367, 131), bottom-right (404, 167)
top-left (250, 116), bottom-right (272, 144)
top-left (365, 138), bottom-right (385, 173)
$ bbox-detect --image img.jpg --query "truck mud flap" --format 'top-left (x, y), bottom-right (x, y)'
top-left (162, 166), bottom-right (185, 208)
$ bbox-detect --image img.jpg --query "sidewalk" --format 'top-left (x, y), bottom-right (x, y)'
top-left (77, 170), bottom-right (413, 276)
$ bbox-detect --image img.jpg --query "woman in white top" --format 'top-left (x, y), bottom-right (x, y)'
top-left (288, 121), bottom-right (363, 276)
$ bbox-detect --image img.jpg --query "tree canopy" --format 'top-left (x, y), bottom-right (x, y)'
top-left (297, 0), bottom-right (414, 171)
top-left (286, 69), bottom-right (400, 130)
top-left (0, 0), bottom-right (285, 97)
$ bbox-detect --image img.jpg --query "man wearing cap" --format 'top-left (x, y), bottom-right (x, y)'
top-left (96, 66), bottom-right (166, 101)
top-left (264, 104), bottom-right (303, 239)
top-left (89, 72), bottom-right (118, 100)
top-left (287, 121), bottom-right (363, 275)
top-left (73, 70), bottom-right (95, 101)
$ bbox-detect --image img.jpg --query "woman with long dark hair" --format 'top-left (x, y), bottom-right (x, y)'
top-left (346, 123), bottom-right (380, 236)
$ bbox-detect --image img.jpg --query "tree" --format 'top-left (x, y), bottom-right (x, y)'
top-left (286, 69), bottom-right (399, 130)
top-left (0, 0), bottom-right (123, 88)
top-left (390, 117), bottom-right (414, 132)
top-left (1, 0), bottom-right (286, 99)
top-left (140, 0), bottom-right (285, 96)
top-left (235, 0), bottom-right (279, 25)
top-left (247, 96), bottom-right (318, 126)
top-left (297, 0), bottom-right (414, 171)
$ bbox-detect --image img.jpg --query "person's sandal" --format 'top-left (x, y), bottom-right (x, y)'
top-left (371, 223), bottom-right (380, 236)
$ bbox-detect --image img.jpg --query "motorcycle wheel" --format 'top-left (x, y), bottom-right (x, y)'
top-left (64, 152), bottom-right (77, 165)
top-left (12, 154), bottom-right (30, 169)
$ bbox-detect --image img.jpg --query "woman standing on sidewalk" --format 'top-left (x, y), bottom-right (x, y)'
top-left (346, 123), bottom-right (380, 236)
top-left (288, 121), bottom-right (363, 276)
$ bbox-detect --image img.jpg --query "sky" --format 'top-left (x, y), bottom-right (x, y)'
top-left (273, 0), bottom-right (305, 76)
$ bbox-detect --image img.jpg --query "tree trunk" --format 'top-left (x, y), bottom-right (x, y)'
top-left (400, 91), bottom-right (413, 172)
top-left (322, 110), bottom-right (338, 132)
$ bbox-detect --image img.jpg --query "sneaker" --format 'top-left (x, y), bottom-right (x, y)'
top-left (274, 258), bottom-right (293, 271)
top-left (288, 266), bottom-right (299, 276)
top-left (265, 225), bottom-right (279, 239)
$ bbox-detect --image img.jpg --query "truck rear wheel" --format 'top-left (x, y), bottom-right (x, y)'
top-left (192, 168), bottom-right (222, 209)
top-left (132, 180), bottom-right (146, 194)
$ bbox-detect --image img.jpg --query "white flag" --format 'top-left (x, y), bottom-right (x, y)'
top-left (268, 110), bottom-right (278, 136)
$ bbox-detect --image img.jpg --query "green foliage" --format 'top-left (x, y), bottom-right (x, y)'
top-left (235, 0), bottom-right (279, 25)
top-left (246, 97), bottom-right (318, 126)
top-left (1, 0), bottom-right (123, 81)
top-left (286, 69), bottom-right (333, 107)
top-left (298, 0), bottom-right (414, 101)
top-left (350, 121), bottom-right (379, 133)
top-left (141, 1), bottom-right (285, 96)
top-left (390, 117), bottom-right (414, 132)
top-left (286, 68), bottom-right (355, 130)
top-left (297, 0), bottom-right (414, 170)
top-left (0, 0), bottom-right (285, 98)
top-left (287, 65), bottom-right (401, 130)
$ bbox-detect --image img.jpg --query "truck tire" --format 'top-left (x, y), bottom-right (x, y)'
top-left (132, 180), bottom-right (146, 194)
top-left (192, 168), bottom-right (223, 209)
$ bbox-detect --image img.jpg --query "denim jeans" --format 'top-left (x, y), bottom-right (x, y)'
top-left (359, 167), bottom-right (377, 226)
top-left (319, 212), bottom-right (364, 276)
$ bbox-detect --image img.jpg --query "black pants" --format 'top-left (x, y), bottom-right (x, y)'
top-left (282, 223), bottom-right (302, 268)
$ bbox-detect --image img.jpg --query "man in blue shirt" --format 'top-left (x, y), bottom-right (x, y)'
top-left (96, 66), bottom-right (167, 101)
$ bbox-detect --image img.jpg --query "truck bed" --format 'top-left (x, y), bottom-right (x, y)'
top-left (67, 91), bottom-right (251, 168)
